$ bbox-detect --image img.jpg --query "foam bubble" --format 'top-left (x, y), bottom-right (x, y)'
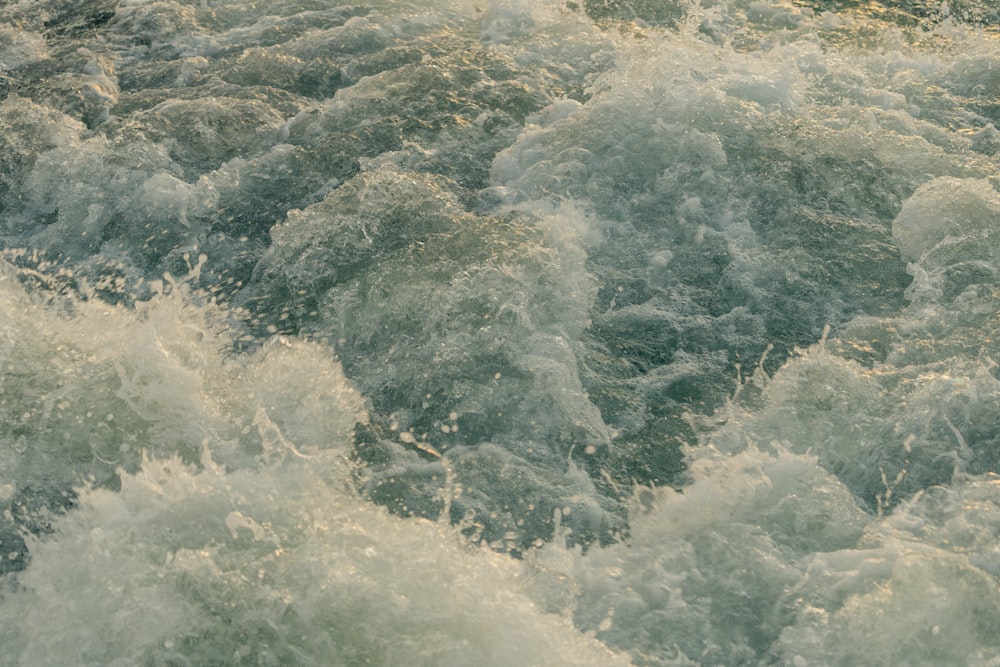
top-left (893, 177), bottom-right (1000, 263)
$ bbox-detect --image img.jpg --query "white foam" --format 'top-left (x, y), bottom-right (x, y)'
top-left (893, 177), bottom-right (1000, 264)
top-left (0, 455), bottom-right (630, 666)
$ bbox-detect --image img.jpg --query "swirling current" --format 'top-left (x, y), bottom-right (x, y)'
top-left (3, 0), bottom-right (1000, 664)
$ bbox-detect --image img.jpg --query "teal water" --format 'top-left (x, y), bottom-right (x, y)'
top-left (3, 1), bottom-right (1000, 664)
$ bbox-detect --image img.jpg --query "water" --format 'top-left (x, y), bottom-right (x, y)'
top-left (2, 0), bottom-right (1000, 664)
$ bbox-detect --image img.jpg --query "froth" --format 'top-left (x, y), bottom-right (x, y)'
top-left (0, 456), bottom-right (630, 666)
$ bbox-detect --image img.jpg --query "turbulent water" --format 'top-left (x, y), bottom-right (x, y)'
top-left (2, 0), bottom-right (1000, 664)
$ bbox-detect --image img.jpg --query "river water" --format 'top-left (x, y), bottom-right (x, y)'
top-left (2, 0), bottom-right (1000, 664)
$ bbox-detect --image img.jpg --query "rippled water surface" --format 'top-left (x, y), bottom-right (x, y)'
top-left (3, 0), bottom-right (1000, 664)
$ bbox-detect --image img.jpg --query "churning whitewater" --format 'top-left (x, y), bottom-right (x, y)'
top-left (2, 0), bottom-right (1000, 664)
